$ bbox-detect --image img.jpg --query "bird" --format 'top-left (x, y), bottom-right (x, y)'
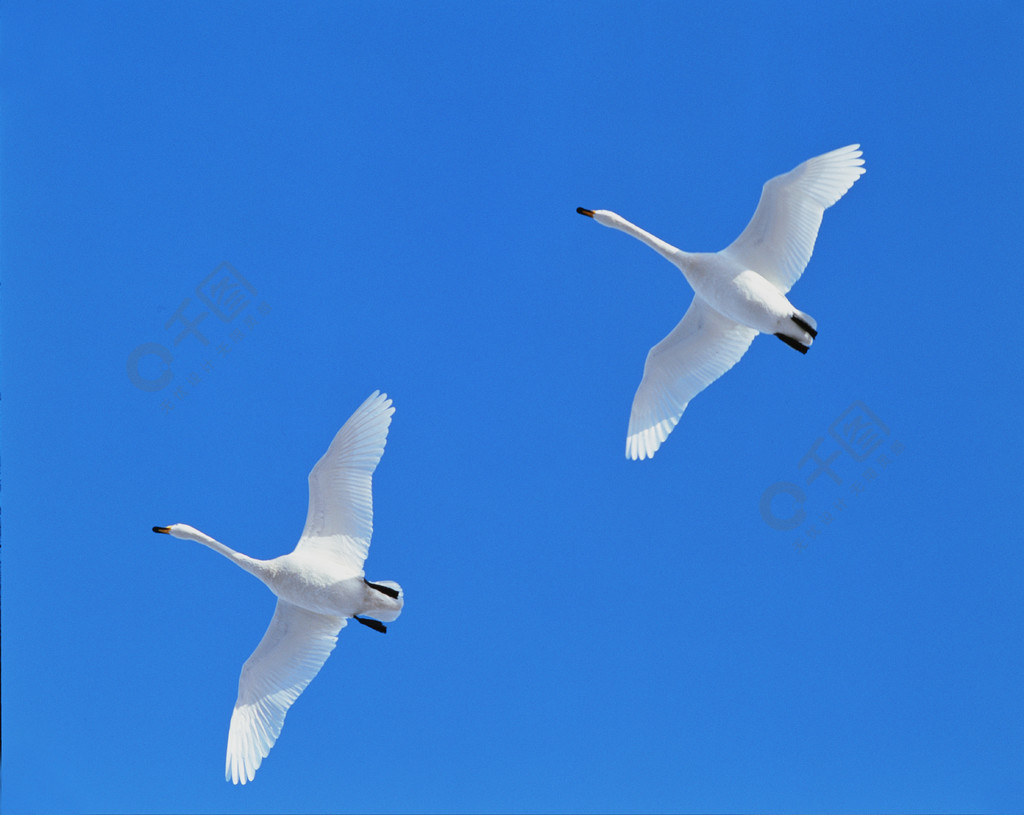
top-left (153, 390), bottom-right (402, 785)
top-left (577, 144), bottom-right (865, 460)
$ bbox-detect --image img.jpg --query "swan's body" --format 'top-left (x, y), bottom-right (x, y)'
top-left (153, 390), bottom-right (401, 784)
top-left (578, 144), bottom-right (865, 460)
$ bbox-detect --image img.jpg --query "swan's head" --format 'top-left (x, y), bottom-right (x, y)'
top-left (576, 207), bottom-right (623, 229)
top-left (152, 523), bottom-right (204, 541)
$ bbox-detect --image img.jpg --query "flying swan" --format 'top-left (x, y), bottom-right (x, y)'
top-left (153, 390), bottom-right (402, 784)
top-left (577, 144), bottom-right (865, 460)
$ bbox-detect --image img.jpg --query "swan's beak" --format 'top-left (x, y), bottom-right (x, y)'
top-left (576, 207), bottom-right (595, 217)
top-left (152, 526), bottom-right (171, 534)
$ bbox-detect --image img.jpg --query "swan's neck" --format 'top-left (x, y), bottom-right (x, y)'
top-left (609, 215), bottom-right (685, 265)
top-left (192, 531), bottom-right (266, 579)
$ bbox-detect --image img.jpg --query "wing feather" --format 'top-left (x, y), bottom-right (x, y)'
top-left (721, 145), bottom-right (865, 293)
top-left (226, 601), bottom-right (346, 785)
top-left (293, 391), bottom-right (394, 574)
top-left (627, 299), bottom-right (757, 460)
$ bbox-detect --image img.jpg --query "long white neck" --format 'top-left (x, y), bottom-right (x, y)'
top-left (598, 210), bottom-right (686, 265)
top-left (178, 525), bottom-right (267, 580)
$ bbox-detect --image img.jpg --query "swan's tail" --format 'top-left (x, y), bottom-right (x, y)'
top-left (775, 310), bottom-right (817, 354)
top-left (365, 579), bottom-right (404, 622)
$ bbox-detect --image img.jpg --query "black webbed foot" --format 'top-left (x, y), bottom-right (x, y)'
top-left (775, 332), bottom-right (810, 354)
top-left (364, 578), bottom-right (400, 599)
top-left (791, 314), bottom-right (818, 338)
top-left (353, 615), bottom-right (387, 633)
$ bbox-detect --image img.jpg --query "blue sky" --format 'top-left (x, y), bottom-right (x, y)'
top-left (3, 2), bottom-right (1022, 813)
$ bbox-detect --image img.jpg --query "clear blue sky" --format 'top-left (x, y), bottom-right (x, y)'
top-left (4, 3), bottom-right (1022, 813)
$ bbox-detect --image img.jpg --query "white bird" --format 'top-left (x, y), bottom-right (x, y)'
top-left (153, 390), bottom-right (402, 785)
top-left (578, 144), bottom-right (865, 460)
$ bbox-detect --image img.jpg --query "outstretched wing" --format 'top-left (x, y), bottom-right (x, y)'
top-left (226, 600), bottom-right (346, 785)
top-left (627, 298), bottom-right (757, 460)
top-left (293, 390), bottom-right (394, 575)
top-left (721, 144), bottom-right (865, 294)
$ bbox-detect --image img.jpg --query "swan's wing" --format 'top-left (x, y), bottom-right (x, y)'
top-left (293, 391), bottom-right (394, 575)
top-left (721, 145), bottom-right (865, 294)
top-left (627, 298), bottom-right (757, 460)
top-left (226, 600), bottom-right (346, 785)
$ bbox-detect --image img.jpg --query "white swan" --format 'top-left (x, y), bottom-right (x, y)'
top-left (578, 144), bottom-right (865, 460)
top-left (153, 390), bottom-right (402, 784)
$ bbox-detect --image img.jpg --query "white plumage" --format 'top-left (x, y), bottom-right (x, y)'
top-left (578, 145), bottom-right (865, 459)
top-left (154, 390), bottom-right (402, 784)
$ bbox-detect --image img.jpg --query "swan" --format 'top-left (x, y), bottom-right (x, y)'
top-left (577, 144), bottom-right (865, 460)
top-left (153, 390), bottom-right (402, 784)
